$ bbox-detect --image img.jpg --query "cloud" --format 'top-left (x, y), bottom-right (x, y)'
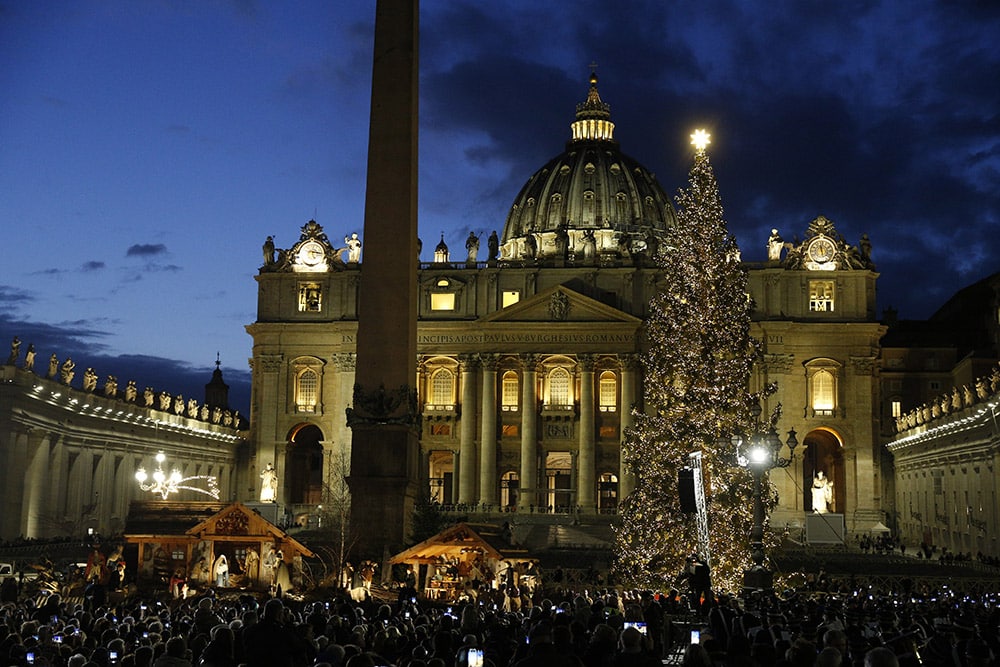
top-left (0, 314), bottom-right (250, 412)
top-left (126, 243), bottom-right (167, 257)
top-left (81, 261), bottom-right (105, 272)
top-left (0, 285), bottom-right (34, 305)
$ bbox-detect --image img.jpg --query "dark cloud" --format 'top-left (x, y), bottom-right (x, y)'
top-left (0, 314), bottom-right (250, 412)
top-left (418, 1), bottom-right (1000, 320)
top-left (0, 286), bottom-right (34, 305)
top-left (81, 261), bottom-right (105, 271)
top-left (126, 243), bottom-right (167, 257)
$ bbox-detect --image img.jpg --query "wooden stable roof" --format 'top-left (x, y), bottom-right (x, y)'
top-left (390, 522), bottom-right (533, 565)
top-left (124, 501), bottom-right (314, 558)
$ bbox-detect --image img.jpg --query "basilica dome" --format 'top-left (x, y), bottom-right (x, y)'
top-left (499, 72), bottom-right (676, 263)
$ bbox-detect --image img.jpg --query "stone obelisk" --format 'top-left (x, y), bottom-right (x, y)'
top-left (346, 0), bottom-right (421, 557)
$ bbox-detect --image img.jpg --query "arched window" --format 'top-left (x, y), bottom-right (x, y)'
top-left (547, 367), bottom-right (571, 407)
top-left (805, 359), bottom-right (841, 417)
top-left (430, 369), bottom-right (455, 406)
top-left (296, 369), bottom-right (318, 413)
top-left (599, 371), bottom-right (617, 412)
top-left (501, 371), bottom-right (519, 411)
top-left (812, 370), bottom-right (835, 412)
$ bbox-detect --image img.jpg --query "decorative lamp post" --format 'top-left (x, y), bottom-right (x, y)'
top-left (135, 451), bottom-right (220, 500)
top-left (731, 401), bottom-right (798, 592)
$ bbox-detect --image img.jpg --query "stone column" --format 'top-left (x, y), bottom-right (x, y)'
top-left (255, 353), bottom-right (284, 503)
top-left (619, 354), bottom-right (638, 501)
top-left (478, 354), bottom-right (498, 506)
top-left (1, 428), bottom-right (28, 539)
top-left (451, 451), bottom-right (461, 504)
top-left (458, 355), bottom-right (478, 504)
top-left (22, 429), bottom-right (49, 538)
top-left (577, 356), bottom-right (596, 512)
top-left (519, 355), bottom-right (538, 510)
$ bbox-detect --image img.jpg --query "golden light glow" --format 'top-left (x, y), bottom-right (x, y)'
top-left (690, 129), bottom-right (711, 152)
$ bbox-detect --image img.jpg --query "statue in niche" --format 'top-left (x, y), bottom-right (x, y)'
top-left (345, 233), bottom-right (362, 263)
top-left (524, 233), bottom-right (537, 259)
top-left (23, 344), bottom-right (35, 371)
top-left (487, 230), bottom-right (499, 261)
top-left (811, 471), bottom-right (833, 513)
top-left (60, 358), bottom-right (76, 385)
top-left (48, 354), bottom-right (59, 379)
top-left (8, 337), bottom-right (20, 365)
top-left (125, 380), bottom-right (137, 403)
top-left (644, 230), bottom-right (660, 262)
top-left (260, 463), bottom-right (278, 503)
top-left (767, 228), bottom-right (785, 261)
top-left (582, 230), bottom-right (597, 262)
top-left (554, 224), bottom-right (569, 259)
top-left (83, 368), bottom-right (98, 392)
top-left (465, 231), bottom-right (480, 263)
top-left (262, 235), bottom-right (275, 266)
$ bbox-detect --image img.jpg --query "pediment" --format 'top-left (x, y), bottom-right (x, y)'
top-left (480, 284), bottom-right (640, 324)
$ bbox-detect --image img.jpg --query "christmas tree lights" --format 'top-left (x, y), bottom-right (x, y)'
top-left (614, 131), bottom-right (779, 593)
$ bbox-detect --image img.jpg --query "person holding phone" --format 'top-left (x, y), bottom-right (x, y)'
top-left (613, 625), bottom-right (659, 667)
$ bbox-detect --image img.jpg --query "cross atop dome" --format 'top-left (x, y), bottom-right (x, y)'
top-left (572, 69), bottom-right (614, 142)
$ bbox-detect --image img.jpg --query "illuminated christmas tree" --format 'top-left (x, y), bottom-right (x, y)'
top-left (614, 130), bottom-right (778, 592)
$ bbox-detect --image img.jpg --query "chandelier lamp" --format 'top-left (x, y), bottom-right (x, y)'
top-left (135, 451), bottom-right (220, 500)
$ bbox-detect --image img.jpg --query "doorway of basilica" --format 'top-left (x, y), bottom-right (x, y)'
top-left (286, 424), bottom-right (324, 504)
top-left (802, 428), bottom-right (845, 514)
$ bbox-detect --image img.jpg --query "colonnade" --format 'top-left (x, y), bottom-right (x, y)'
top-left (423, 352), bottom-right (638, 514)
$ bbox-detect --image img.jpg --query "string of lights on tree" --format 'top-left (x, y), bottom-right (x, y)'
top-left (614, 129), bottom-right (780, 593)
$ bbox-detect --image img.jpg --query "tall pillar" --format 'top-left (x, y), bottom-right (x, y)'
top-left (1, 428), bottom-right (28, 540)
top-left (478, 354), bottom-right (498, 506)
top-left (347, 0), bottom-right (421, 556)
top-left (458, 355), bottom-right (478, 504)
top-left (519, 355), bottom-right (538, 510)
top-left (619, 355), bottom-right (638, 501)
top-left (577, 356), bottom-right (596, 512)
top-left (22, 430), bottom-right (49, 538)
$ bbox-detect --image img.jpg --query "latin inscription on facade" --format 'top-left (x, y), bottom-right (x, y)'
top-left (338, 332), bottom-right (636, 345)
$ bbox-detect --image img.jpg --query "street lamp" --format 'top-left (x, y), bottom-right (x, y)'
top-left (731, 401), bottom-right (798, 593)
top-left (135, 450), bottom-right (220, 500)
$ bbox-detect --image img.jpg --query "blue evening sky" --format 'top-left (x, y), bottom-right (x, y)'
top-left (2, 1), bottom-right (998, 411)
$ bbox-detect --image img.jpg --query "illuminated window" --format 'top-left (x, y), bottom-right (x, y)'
top-left (430, 293), bottom-right (455, 311)
top-left (298, 283), bottom-right (321, 312)
top-left (598, 472), bottom-right (618, 512)
top-left (501, 471), bottom-right (519, 507)
top-left (502, 290), bottom-right (520, 308)
top-left (296, 369), bottom-right (318, 413)
top-left (430, 369), bottom-right (455, 405)
top-left (809, 280), bottom-right (835, 312)
top-left (891, 399), bottom-right (902, 418)
top-left (547, 367), bottom-right (572, 407)
top-left (501, 371), bottom-right (519, 411)
top-left (812, 370), bottom-right (834, 411)
top-left (599, 371), bottom-right (617, 412)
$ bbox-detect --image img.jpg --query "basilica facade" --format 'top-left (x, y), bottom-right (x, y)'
top-left (246, 75), bottom-right (888, 537)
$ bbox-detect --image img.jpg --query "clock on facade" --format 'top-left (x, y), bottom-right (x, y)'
top-left (807, 236), bottom-right (836, 265)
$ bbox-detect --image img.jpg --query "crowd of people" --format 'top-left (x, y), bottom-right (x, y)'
top-left (1, 569), bottom-right (999, 667)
